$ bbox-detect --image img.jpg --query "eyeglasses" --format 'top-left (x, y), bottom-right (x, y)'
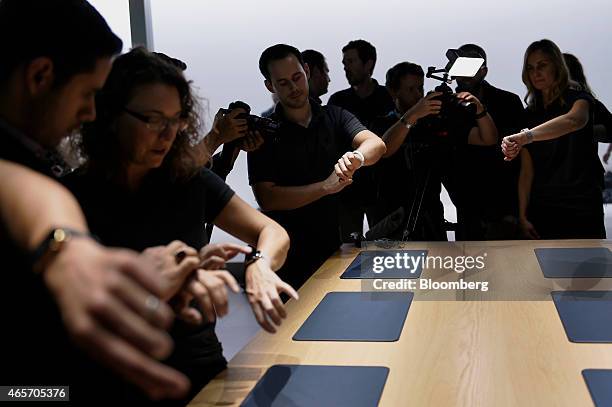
top-left (123, 108), bottom-right (188, 133)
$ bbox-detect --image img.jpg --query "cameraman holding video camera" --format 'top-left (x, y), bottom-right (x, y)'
top-left (376, 55), bottom-right (497, 241)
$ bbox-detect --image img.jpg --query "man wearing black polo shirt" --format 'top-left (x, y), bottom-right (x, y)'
top-left (451, 43), bottom-right (526, 240)
top-left (248, 44), bottom-right (386, 289)
top-left (0, 0), bottom-right (188, 401)
top-left (328, 39), bottom-right (395, 240)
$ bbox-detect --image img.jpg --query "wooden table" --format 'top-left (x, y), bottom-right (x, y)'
top-left (189, 240), bottom-right (612, 406)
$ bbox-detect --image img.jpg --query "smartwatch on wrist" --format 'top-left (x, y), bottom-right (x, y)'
top-left (31, 227), bottom-right (92, 273)
top-left (520, 128), bottom-right (535, 144)
top-left (244, 245), bottom-right (265, 267)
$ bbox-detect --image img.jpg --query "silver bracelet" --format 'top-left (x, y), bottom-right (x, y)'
top-left (520, 128), bottom-right (535, 144)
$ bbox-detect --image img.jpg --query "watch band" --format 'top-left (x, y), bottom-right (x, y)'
top-left (521, 128), bottom-right (535, 144)
top-left (244, 245), bottom-right (264, 267)
top-left (31, 227), bottom-right (92, 273)
top-left (352, 150), bottom-right (365, 166)
top-left (474, 108), bottom-right (488, 119)
top-left (400, 114), bottom-right (414, 129)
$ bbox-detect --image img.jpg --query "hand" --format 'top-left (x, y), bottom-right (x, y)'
top-left (142, 241), bottom-right (200, 301)
top-left (43, 238), bottom-right (189, 400)
top-left (238, 131), bottom-right (265, 152)
top-left (244, 259), bottom-right (298, 333)
top-left (199, 242), bottom-right (253, 270)
top-left (404, 92), bottom-right (443, 123)
top-left (501, 133), bottom-right (528, 161)
top-left (212, 108), bottom-right (248, 144)
top-left (519, 218), bottom-right (540, 239)
top-left (322, 170), bottom-right (352, 195)
top-left (456, 91), bottom-right (485, 115)
top-left (172, 242), bottom-right (249, 324)
top-left (178, 268), bottom-right (241, 324)
top-left (334, 151), bottom-right (362, 181)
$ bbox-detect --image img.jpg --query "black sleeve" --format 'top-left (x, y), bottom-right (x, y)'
top-left (197, 168), bottom-right (235, 223)
top-left (594, 99), bottom-right (612, 133)
top-left (329, 106), bottom-right (368, 145)
top-left (566, 89), bottom-right (595, 109)
top-left (247, 142), bottom-right (276, 185)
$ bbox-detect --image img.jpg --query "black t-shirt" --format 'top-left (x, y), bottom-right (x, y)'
top-left (525, 89), bottom-right (603, 210)
top-left (328, 79), bottom-right (394, 129)
top-left (247, 101), bottom-right (364, 265)
top-left (452, 81), bottom-right (525, 219)
top-left (63, 167), bottom-right (235, 387)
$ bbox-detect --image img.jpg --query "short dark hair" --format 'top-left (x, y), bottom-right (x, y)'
top-left (385, 62), bottom-right (424, 91)
top-left (301, 49), bottom-right (326, 72)
top-left (0, 0), bottom-right (122, 86)
top-left (458, 43), bottom-right (487, 66)
top-left (342, 39), bottom-right (377, 72)
top-left (259, 44), bottom-right (304, 81)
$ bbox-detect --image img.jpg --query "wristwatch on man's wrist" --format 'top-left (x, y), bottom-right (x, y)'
top-left (31, 227), bottom-right (92, 273)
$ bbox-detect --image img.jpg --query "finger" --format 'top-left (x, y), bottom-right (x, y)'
top-left (343, 155), bottom-right (353, 169)
top-left (248, 300), bottom-right (276, 333)
top-left (78, 323), bottom-right (189, 400)
top-left (201, 255), bottom-right (226, 270)
top-left (213, 270), bottom-right (241, 293)
top-left (109, 249), bottom-right (166, 300)
top-left (268, 291), bottom-right (287, 319)
top-left (202, 244), bottom-right (229, 260)
top-left (166, 240), bottom-right (187, 255)
top-left (338, 159), bottom-right (349, 174)
top-left (278, 281), bottom-right (299, 301)
top-left (258, 293), bottom-right (282, 326)
top-left (426, 92), bottom-right (443, 99)
top-left (187, 280), bottom-right (216, 323)
top-left (175, 256), bottom-right (200, 281)
top-left (334, 164), bottom-right (347, 180)
top-left (113, 275), bottom-right (174, 329)
top-left (92, 293), bottom-right (174, 360)
top-left (205, 276), bottom-right (229, 317)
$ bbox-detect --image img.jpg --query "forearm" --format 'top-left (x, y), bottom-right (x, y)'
top-left (254, 182), bottom-right (329, 211)
top-left (0, 160), bottom-right (88, 251)
top-left (382, 121), bottom-right (411, 158)
top-left (255, 222), bottom-right (289, 271)
top-left (476, 114), bottom-right (498, 145)
top-left (353, 135), bottom-right (386, 165)
top-left (529, 114), bottom-right (587, 142)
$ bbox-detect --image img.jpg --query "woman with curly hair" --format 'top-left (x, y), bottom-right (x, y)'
top-left (63, 47), bottom-right (297, 404)
top-left (501, 39), bottom-right (604, 239)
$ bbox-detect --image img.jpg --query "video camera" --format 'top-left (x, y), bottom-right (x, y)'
top-left (419, 49), bottom-right (484, 138)
top-left (220, 101), bottom-right (280, 139)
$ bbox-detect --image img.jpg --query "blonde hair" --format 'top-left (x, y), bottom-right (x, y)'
top-left (522, 39), bottom-right (570, 110)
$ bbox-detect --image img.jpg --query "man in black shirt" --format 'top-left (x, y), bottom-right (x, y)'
top-left (248, 44), bottom-right (386, 289)
top-left (0, 0), bottom-right (189, 401)
top-left (328, 39), bottom-right (395, 239)
top-left (451, 43), bottom-right (525, 240)
top-left (301, 49), bottom-right (330, 105)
